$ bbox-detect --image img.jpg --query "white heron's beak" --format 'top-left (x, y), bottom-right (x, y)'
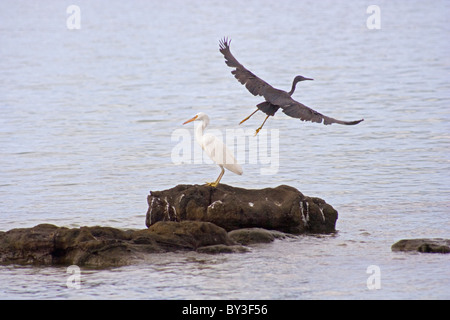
top-left (183, 115), bottom-right (198, 125)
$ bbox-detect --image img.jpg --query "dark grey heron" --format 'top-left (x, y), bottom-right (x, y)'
top-left (219, 38), bottom-right (364, 135)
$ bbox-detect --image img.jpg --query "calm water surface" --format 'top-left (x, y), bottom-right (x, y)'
top-left (0, 0), bottom-right (449, 299)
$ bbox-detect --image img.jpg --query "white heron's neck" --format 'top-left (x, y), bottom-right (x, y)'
top-left (194, 118), bottom-right (208, 145)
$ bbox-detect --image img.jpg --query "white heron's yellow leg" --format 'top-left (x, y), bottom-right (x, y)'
top-left (239, 108), bottom-right (259, 125)
top-left (254, 115), bottom-right (270, 136)
top-left (206, 167), bottom-right (225, 188)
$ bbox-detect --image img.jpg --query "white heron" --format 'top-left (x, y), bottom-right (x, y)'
top-left (183, 112), bottom-right (243, 187)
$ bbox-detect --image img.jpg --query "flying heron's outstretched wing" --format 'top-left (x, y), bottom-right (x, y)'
top-left (282, 100), bottom-right (364, 125)
top-left (219, 38), bottom-right (274, 98)
top-left (220, 37), bottom-right (364, 126)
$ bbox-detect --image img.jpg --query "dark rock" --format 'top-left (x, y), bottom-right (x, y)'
top-left (228, 228), bottom-right (275, 245)
top-left (0, 221), bottom-right (236, 267)
top-left (0, 224), bottom-right (146, 267)
top-left (145, 184), bottom-right (338, 234)
top-left (145, 221), bottom-right (233, 250)
top-left (0, 224), bottom-right (59, 265)
top-left (54, 225), bottom-right (140, 266)
top-left (228, 228), bottom-right (295, 245)
top-left (391, 238), bottom-right (450, 254)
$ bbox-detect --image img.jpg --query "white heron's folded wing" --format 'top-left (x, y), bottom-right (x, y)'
top-left (202, 134), bottom-right (243, 175)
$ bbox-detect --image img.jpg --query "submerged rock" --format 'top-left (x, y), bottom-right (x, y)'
top-left (196, 244), bottom-right (249, 254)
top-left (391, 238), bottom-right (450, 254)
top-left (145, 184), bottom-right (338, 234)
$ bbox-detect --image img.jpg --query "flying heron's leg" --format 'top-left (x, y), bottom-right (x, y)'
top-left (206, 166), bottom-right (225, 188)
top-left (254, 115), bottom-right (270, 136)
top-left (239, 108), bottom-right (259, 125)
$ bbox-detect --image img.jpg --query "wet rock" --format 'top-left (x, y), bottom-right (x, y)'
top-left (0, 224), bottom-right (142, 267)
top-left (391, 238), bottom-right (450, 254)
top-left (145, 221), bottom-right (233, 250)
top-left (228, 228), bottom-right (275, 245)
top-left (0, 224), bottom-right (59, 265)
top-left (145, 184), bottom-right (338, 234)
top-left (0, 221), bottom-right (237, 267)
top-left (228, 228), bottom-right (295, 245)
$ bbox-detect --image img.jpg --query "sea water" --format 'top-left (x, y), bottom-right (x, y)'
top-left (0, 0), bottom-right (449, 299)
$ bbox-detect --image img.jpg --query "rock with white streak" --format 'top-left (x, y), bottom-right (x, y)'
top-left (145, 184), bottom-right (338, 234)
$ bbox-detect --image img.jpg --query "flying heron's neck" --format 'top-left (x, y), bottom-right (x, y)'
top-left (288, 79), bottom-right (299, 96)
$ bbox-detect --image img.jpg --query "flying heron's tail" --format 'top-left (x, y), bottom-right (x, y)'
top-left (257, 102), bottom-right (280, 116)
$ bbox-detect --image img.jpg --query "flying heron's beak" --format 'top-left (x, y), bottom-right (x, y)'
top-left (305, 77), bottom-right (314, 81)
top-left (183, 115), bottom-right (198, 125)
